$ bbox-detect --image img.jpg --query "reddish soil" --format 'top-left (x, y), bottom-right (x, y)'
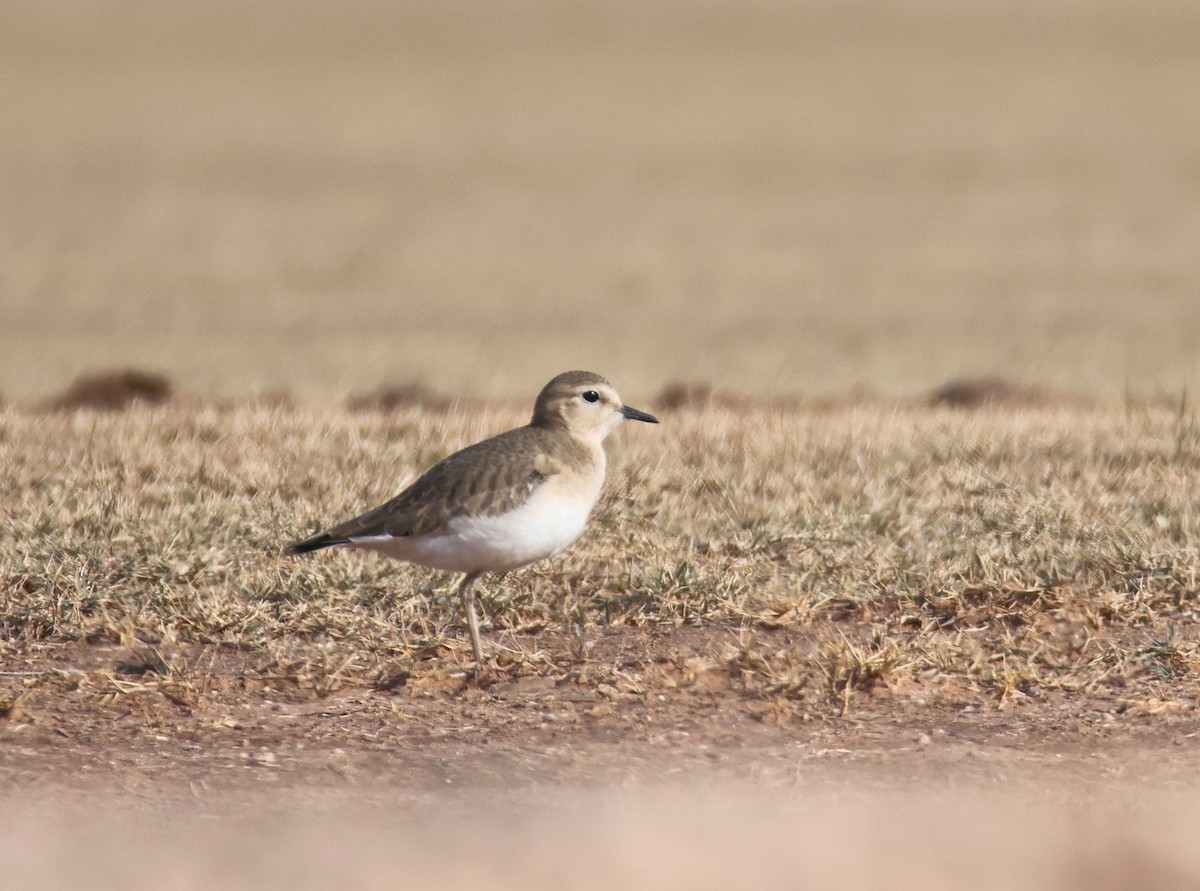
top-left (3, 627), bottom-right (1198, 804)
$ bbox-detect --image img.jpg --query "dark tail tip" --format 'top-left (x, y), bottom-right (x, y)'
top-left (285, 534), bottom-right (342, 556)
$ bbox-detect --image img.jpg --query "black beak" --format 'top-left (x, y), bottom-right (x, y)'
top-left (620, 405), bottom-right (659, 424)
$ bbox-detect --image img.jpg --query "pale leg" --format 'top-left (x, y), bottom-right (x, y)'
top-left (457, 571), bottom-right (485, 673)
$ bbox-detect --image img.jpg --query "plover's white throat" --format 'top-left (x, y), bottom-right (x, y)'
top-left (288, 370), bottom-right (659, 675)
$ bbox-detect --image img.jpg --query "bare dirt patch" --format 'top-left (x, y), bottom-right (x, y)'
top-left (4, 629), bottom-right (1199, 801)
top-left (4, 625), bottom-right (1200, 890)
top-left (40, 368), bottom-right (173, 411)
top-left (345, 381), bottom-right (460, 413)
top-left (927, 376), bottom-right (1051, 408)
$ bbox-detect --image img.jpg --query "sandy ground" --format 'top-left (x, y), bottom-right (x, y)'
top-left (4, 635), bottom-right (1200, 889)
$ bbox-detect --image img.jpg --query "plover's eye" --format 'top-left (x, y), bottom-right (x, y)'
top-left (581, 390), bottom-right (600, 403)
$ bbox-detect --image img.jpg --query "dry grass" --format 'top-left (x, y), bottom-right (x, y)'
top-left (3, 400), bottom-right (1198, 715)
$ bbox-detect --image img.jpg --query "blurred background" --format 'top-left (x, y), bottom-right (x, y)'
top-left (2, 0), bottom-right (1198, 402)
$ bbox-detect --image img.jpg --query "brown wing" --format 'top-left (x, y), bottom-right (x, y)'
top-left (289, 427), bottom-right (558, 552)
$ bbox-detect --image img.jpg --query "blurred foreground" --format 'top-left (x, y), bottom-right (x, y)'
top-left (6, 779), bottom-right (1200, 890)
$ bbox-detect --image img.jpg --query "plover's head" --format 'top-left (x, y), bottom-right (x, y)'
top-left (531, 370), bottom-right (659, 442)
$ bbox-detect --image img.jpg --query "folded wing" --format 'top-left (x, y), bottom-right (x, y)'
top-left (288, 429), bottom-right (557, 553)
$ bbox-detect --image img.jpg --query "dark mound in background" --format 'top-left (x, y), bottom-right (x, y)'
top-left (42, 369), bottom-right (173, 411)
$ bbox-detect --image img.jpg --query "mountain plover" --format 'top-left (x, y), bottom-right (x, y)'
top-left (288, 370), bottom-right (659, 674)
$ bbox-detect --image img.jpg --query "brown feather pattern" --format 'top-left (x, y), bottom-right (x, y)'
top-left (292, 426), bottom-right (590, 547)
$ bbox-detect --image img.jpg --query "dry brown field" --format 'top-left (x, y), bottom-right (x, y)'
top-left (3, 400), bottom-right (1200, 886)
top-left (3, 0), bottom-right (1200, 887)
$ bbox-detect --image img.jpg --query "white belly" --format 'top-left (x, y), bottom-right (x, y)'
top-left (351, 480), bottom-right (599, 573)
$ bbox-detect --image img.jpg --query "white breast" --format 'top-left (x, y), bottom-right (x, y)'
top-left (352, 474), bottom-right (602, 574)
